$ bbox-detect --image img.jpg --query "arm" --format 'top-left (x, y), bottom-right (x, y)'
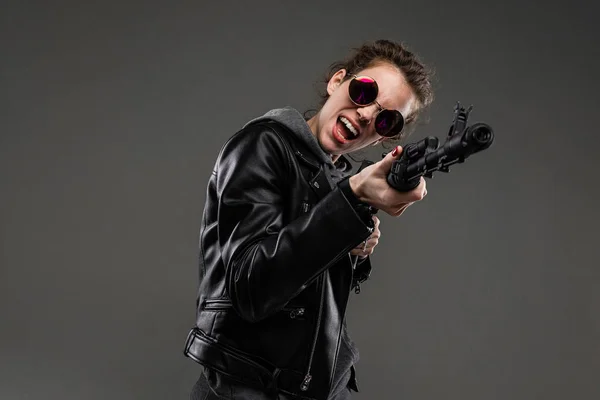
top-left (215, 126), bottom-right (373, 322)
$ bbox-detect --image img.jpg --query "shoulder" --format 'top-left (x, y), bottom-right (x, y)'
top-left (216, 120), bottom-right (294, 173)
top-left (226, 120), bottom-right (291, 149)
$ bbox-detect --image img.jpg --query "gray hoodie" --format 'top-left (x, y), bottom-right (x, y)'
top-left (244, 106), bottom-right (353, 187)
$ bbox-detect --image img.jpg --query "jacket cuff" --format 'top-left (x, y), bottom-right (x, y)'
top-left (338, 177), bottom-right (374, 229)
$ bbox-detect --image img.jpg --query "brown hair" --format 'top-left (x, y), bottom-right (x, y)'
top-left (312, 39), bottom-right (435, 143)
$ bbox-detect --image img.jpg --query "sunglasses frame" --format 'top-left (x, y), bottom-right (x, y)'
top-left (348, 74), bottom-right (405, 138)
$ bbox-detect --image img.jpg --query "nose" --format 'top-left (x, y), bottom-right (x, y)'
top-left (356, 104), bottom-right (380, 125)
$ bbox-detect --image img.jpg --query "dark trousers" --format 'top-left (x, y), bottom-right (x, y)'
top-left (190, 368), bottom-right (352, 400)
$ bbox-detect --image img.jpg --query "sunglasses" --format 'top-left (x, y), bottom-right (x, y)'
top-left (347, 75), bottom-right (405, 137)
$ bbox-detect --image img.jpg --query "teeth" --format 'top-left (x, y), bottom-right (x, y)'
top-left (340, 117), bottom-right (358, 137)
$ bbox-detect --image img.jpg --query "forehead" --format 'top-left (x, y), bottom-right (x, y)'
top-left (356, 63), bottom-right (416, 115)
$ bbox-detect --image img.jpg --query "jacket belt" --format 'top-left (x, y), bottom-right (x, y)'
top-left (183, 328), bottom-right (317, 399)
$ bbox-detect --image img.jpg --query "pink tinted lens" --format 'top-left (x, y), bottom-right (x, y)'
top-left (348, 76), bottom-right (378, 105)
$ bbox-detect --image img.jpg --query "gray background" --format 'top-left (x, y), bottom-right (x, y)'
top-left (1, 0), bottom-right (598, 399)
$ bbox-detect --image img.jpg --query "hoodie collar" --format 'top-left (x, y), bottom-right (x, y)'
top-left (244, 106), bottom-right (354, 174)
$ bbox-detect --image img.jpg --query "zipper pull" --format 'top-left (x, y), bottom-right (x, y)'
top-left (290, 308), bottom-right (305, 319)
top-left (300, 373), bottom-right (312, 391)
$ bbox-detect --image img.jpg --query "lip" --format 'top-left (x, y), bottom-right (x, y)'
top-left (332, 122), bottom-right (350, 144)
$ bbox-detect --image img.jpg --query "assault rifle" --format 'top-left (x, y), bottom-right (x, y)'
top-left (351, 103), bottom-right (494, 291)
top-left (359, 102), bottom-right (494, 192)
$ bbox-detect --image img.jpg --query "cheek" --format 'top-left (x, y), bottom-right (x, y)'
top-left (362, 128), bottom-right (380, 143)
top-left (325, 92), bottom-right (351, 113)
top-left (322, 109), bottom-right (339, 130)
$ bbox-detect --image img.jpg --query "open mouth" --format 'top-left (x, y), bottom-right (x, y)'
top-left (335, 116), bottom-right (359, 142)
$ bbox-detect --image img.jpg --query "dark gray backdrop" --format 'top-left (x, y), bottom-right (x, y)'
top-left (1, 0), bottom-right (598, 399)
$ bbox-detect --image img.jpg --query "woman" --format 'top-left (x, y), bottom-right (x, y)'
top-left (184, 39), bottom-right (434, 400)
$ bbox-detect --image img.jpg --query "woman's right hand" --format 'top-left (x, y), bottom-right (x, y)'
top-left (349, 146), bottom-right (427, 217)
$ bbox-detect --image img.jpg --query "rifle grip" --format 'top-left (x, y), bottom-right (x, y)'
top-left (386, 158), bottom-right (420, 192)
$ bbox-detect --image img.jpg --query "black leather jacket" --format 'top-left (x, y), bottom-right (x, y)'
top-left (183, 120), bottom-right (375, 400)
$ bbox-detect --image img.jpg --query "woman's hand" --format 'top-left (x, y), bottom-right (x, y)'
top-left (349, 146), bottom-right (427, 217)
top-left (350, 216), bottom-right (380, 259)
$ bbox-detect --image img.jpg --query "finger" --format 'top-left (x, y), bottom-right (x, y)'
top-left (366, 234), bottom-right (380, 249)
top-left (376, 145), bottom-right (403, 174)
top-left (372, 215), bottom-right (380, 228)
top-left (362, 245), bottom-right (375, 256)
top-left (350, 240), bottom-right (368, 254)
top-left (365, 237), bottom-right (379, 249)
top-left (351, 246), bottom-right (374, 257)
top-left (350, 235), bottom-right (378, 253)
top-left (392, 202), bottom-right (412, 217)
top-left (408, 178), bottom-right (427, 202)
top-left (350, 247), bottom-right (370, 256)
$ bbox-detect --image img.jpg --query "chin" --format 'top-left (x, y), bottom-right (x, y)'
top-left (321, 136), bottom-right (341, 154)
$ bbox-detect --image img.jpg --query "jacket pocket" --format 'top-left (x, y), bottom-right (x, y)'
top-left (202, 298), bottom-right (307, 320)
top-left (202, 298), bottom-right (233, 311)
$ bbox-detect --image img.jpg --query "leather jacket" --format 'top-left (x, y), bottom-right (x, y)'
top-left (183, 120), bottom-right (375, 400)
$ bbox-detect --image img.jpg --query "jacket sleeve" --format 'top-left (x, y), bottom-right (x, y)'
top-left (215, 126), bottom-right (373, 322)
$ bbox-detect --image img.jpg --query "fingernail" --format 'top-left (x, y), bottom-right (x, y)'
top-left (391, 146), bottom-right (399, 157)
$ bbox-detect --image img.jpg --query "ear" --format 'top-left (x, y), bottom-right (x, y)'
top-left (326, 69), bottom-right (347, 96)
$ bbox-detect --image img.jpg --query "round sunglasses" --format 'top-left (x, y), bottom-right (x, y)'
top-left (347, 75), bottom-right (405, 137)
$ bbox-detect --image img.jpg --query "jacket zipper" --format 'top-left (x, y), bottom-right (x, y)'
top-left (300, 240), bottom-right (365, 392)
top-left (328, 257), bottom-right (357, 390)
top-left (294, 150), bottom-right (320, 170)
top-left (302, 202), bottom-right (310, 213)
top-left (300, 273), bottom-right (325, 391)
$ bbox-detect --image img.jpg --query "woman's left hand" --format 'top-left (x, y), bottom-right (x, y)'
top-left (350, 216), bottom-right (380, 259)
